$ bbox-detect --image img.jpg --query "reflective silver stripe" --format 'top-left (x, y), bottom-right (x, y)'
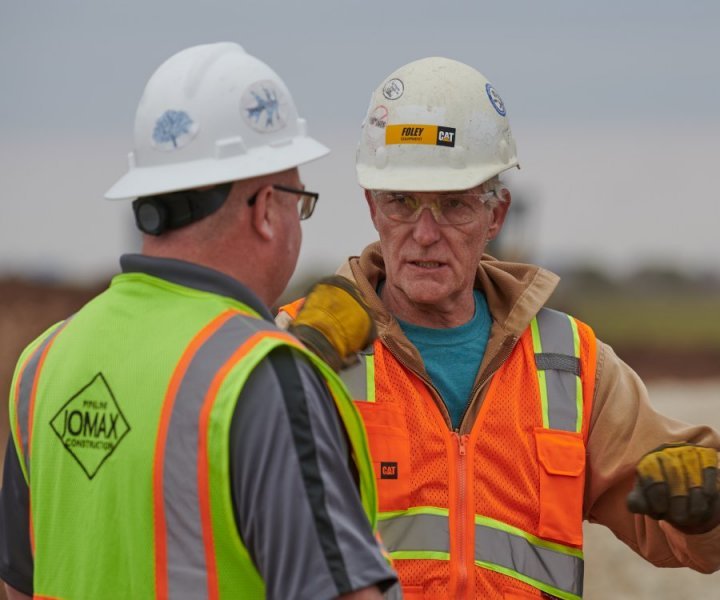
top-left (339, 346), bottom-right (374, 402)
top-left (340, 358), bottom-right (368, 400)
top-left (378, 512), bottom-right (450, 553)
top-left (534, 308), bottom-right (580, 432)
top-left (15, 325), bottom-right (66, 480)
top-left (475, 524), bottom-right (583, 597)
top-left (162, 313), bottom-right (271, 598)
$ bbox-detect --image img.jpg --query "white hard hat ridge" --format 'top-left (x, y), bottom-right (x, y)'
top-left (105, 42), bottom-right (329, 200)
top-left (356, 56), bottom-right (519, 192)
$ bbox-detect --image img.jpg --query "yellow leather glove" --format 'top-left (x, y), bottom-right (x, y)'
top-left (288, 276), bottom-right (376, 372)
top-left (627, 443), bottom-right (720, 532)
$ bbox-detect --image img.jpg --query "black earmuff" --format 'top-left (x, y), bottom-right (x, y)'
top-left (132, 183), bottom-right (233, 236)
top-left (133, 197), bottom-right (169, 235)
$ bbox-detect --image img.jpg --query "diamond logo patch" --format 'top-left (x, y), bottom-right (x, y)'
top-left (50, 373), bottom-right (130, 479)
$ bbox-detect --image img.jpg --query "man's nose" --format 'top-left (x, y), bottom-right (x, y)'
top-left (412, 206), bottom-right (442, 245)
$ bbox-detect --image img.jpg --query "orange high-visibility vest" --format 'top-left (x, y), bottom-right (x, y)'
top-left (282, 302), bottom-right (596, 600)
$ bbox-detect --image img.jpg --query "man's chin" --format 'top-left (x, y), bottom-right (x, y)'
top-left (402, 284), bottom-right (452, 308)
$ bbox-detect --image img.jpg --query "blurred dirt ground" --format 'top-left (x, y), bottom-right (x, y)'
top-left (0, 279), bottom-right (719, 598)
top-left (584, 380), bottom-right (720, 599)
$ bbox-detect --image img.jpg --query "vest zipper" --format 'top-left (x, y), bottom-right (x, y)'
top-left (457, 335), bottom-right (518, 434)
top-left (455, 433), bottom-right (470, 599)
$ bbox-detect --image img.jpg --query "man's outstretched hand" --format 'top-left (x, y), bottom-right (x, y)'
top-left (289, 276), bottom-right (375, 372)
top-left (627, 443), bottom-right (720, 534)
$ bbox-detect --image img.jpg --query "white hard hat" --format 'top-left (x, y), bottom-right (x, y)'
top-left (105, 42), bottom-right (328, 200)
top-left (356, 57), bottom-right (518, 192)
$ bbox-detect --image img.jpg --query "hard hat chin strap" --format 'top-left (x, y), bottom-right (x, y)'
top-left (132, 183), bottom-right (233, 236)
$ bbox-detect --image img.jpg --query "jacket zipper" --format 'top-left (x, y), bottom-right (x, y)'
top-left (455, 433), bottom-right (469, 599)
top-left (456, 335), bottom-right (518, 433)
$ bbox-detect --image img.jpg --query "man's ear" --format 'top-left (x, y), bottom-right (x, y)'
top-left (488, 187), bottom-right (511, 239)
top-left (364, 189), bottom-right (379, 231)
top-left (250, 185), bottom-right (275, 241)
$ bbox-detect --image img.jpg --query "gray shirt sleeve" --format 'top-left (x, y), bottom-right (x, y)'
top-left (0, 439), bottom-right (33, 595)
top-left (229, 347), bottom-right (396, 600)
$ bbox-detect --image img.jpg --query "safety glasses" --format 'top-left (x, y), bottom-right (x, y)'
top-left (248, 185), bottom-right (319, 220)
top-left (371, 190), bottom-right (496, 225)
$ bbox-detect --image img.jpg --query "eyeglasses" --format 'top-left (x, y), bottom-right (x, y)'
top-left (371, 190), bottom-right (497, 225)
top-left (248, 184), bottom-right (319, 220)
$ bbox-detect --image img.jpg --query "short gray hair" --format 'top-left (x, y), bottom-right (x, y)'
top-left (481, 176), bottom-right (508, 209)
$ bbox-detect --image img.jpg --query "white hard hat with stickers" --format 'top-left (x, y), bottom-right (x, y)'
top-left (356, 56), bottom-right (518, 192)
top-left (106, 42), bottom-right (328, 200)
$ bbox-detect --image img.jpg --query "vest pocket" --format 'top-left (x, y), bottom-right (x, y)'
top-left (355, 402), bottom-right (411, 511)
top-left (534, 428), bottom-right (586, 546)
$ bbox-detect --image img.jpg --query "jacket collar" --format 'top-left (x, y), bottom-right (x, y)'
top-left (120, 254), bottom-right (274, 321)
top-left (344, 241), bottom-right (559, 339)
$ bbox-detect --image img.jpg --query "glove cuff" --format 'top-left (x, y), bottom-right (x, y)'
top-left (289, 324), bottom-right (344, 372)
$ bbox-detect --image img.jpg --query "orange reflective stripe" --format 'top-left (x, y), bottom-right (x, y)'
top-left (27, 336), bottom-right (60, 461)
top-left (12, 358), bottom-right (30, 472)
top-left (197, 330), bottom-right (301, 600)
top-left (23, 323), bottom-right (68, 555)
top-left (12, 353), bottom-right (33, 552)
top-left (17, 323), bottom-right (68, 470)
top-left (153, 309), bottom-right (240, 600)
top-left (12, 353), bottom-right (32, 553)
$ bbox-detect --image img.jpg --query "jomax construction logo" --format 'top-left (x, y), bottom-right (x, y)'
top-left (50, 373), bottom-right (130, 479)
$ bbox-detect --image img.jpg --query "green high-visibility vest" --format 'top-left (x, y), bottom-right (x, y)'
top-left (9, 271), bottom-right (378, 599)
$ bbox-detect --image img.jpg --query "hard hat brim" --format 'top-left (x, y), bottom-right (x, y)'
top-left (356, 161), bottom-right (518, 192)
top-left (105, 137), bottom-right (329, 200)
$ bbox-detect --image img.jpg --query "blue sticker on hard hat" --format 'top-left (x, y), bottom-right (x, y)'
top-left (152, 110), bottom-right (199, 151)
top-left (383, 78), bottom-right (404, 101)
top-left (241, 81), bottom-right (288, 133)
top-left (486, 83), bottom-right (507, 117)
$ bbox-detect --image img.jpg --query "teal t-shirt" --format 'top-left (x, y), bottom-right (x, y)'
top-left (397, 290), bottom-right (492, 430)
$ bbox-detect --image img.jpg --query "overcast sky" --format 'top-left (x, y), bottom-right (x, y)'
top-left (1, 1), bottom-right (719, 283)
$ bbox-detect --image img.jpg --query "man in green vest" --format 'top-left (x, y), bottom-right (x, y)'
top-left (0, 42), bottom-right (397, 600)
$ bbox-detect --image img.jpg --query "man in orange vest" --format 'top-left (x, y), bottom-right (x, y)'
top-left (280, 57), bottom-right (720, 599)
